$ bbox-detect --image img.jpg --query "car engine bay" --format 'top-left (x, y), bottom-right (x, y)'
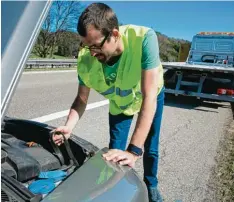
top-left (1, 117), bottom-right (98, 201)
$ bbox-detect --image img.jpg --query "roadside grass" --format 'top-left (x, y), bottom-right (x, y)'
top-left (209, 118), bottom-right (234, 201)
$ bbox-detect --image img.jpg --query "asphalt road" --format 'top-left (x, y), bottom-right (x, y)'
top-left (6, 70), bottom-right (233, 202)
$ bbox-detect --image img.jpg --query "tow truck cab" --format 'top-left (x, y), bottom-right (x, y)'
top-left (187, 32), bottom-right (234, 67)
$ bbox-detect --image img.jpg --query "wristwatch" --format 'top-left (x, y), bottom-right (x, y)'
top-left (127, 144), bottom-right (143, 156)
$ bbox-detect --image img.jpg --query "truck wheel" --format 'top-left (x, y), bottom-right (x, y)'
top-left (231, 102), bottom-right (234, 120)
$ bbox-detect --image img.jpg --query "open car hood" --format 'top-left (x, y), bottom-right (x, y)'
top-left (42, 148), bottom-right (148, 202)
top-left (1, 1), bottom-right (52, 123)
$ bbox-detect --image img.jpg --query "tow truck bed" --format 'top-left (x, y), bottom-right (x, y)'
top-left (163, 62), bottom-right (234, 103)
top-left (162, 62), bottom-right (234, 73)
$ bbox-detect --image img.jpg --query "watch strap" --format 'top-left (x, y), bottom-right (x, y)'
top-left (127, 144), bottom-right (143, 156)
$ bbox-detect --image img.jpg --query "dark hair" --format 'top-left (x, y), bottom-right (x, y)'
top-left (77, 3), bottom-right (119, 37)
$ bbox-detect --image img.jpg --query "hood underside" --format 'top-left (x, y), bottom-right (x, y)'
top-left (1, 1), bottom-right (52, 123)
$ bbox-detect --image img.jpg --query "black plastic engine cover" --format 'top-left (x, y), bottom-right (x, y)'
top-left (2, 142), bottom-right (41, 182)
top-left (1, 134), bottom-right (62, 182)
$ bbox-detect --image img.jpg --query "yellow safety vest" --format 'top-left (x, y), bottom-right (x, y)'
top-left (77, 25), bottom-right (164, 115)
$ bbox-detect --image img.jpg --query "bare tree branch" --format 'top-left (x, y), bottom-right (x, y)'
top-left (33, 1), bottom-right (82, 58)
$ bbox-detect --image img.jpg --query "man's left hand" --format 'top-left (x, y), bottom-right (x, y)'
top-left (102, 149), bottom-right (139, 168)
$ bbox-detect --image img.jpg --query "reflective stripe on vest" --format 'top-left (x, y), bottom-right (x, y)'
top-left (119, 91), bottom-right (142, 110)
top-left (100, 86), bottom-right (115, 96)
top-left (101, 87), bottom-right (133, 97)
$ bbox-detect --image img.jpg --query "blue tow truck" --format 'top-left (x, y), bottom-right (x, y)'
top-left (163, 32), bottom-right (234, 117)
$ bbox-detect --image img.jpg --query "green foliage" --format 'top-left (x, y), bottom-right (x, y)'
top-left (31, 1), bottom-right (82, 58)
top-left (55, 31), bottom-right (80, 57)
top-left (156, 31), bottom-right (191, 62)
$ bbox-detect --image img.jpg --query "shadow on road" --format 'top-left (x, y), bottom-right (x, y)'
top-left (164, 94), bottom-right (230, 113)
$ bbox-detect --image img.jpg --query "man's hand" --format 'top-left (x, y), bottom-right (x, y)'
top-left (51, 126), bottom-right (72, 146)
top-left (102, 149), bottom-right (139, 168)
top-left (50, 85), bottom-right (90, 146)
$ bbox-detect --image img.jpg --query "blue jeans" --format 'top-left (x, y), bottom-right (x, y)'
top-left (109, 88), bottom-right (164, 188)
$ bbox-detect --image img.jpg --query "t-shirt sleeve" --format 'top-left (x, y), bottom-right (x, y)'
top-left (141, 29), bottom-right (160, 70)
top-left (78, 75), bottom-right (85, 86)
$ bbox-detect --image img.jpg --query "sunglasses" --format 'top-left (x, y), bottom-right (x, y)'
top-left (80, 33), bottom-right (110, 51)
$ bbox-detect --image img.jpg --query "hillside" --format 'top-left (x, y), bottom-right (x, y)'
top-left (156, 31), bottom-right (191, 62)
top-left (31, 30), bottom-right (191, 62)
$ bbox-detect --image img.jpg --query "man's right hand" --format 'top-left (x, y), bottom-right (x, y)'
top-left (50, 85), bottom-right (90, 146)
top-left (51, 126), bottom-right (72, 146)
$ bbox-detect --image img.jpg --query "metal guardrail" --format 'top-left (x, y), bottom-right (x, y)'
top-left (27, 59), bottom-right (234, 73)
top-left (26, 59), bottom-right (77, 68)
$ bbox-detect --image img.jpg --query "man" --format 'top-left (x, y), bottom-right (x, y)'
top-left (53, 3), bottom-right (164, 202)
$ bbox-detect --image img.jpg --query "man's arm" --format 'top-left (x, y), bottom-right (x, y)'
top-left (53, 84), bottom-right (90, 145)
top-left (65, 85), bottom-right (90, 130)
top-left (130, 28), bottom-right (160, 147)
top-left (129, 67), bottom-right (160, 148)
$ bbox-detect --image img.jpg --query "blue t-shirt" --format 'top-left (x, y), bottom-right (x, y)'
top-left (78, 29), bottom-right (160, 85)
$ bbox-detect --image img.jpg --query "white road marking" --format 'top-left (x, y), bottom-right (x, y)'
top-left (23, 70), bottom-right (76, 74)
top-left (31, 100), bottom-right (109, 123)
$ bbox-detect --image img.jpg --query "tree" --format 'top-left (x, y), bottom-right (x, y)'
top-left (33, 1), bottom-right (83, 58)
top-left (55, 31), bottom-right (80, 57)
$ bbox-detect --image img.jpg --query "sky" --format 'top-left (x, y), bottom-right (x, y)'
top-left (80, 1), bottom-right (234, 41)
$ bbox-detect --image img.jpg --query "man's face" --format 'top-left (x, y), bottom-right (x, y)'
top-left (80, 25), bottom-right (118, 63)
